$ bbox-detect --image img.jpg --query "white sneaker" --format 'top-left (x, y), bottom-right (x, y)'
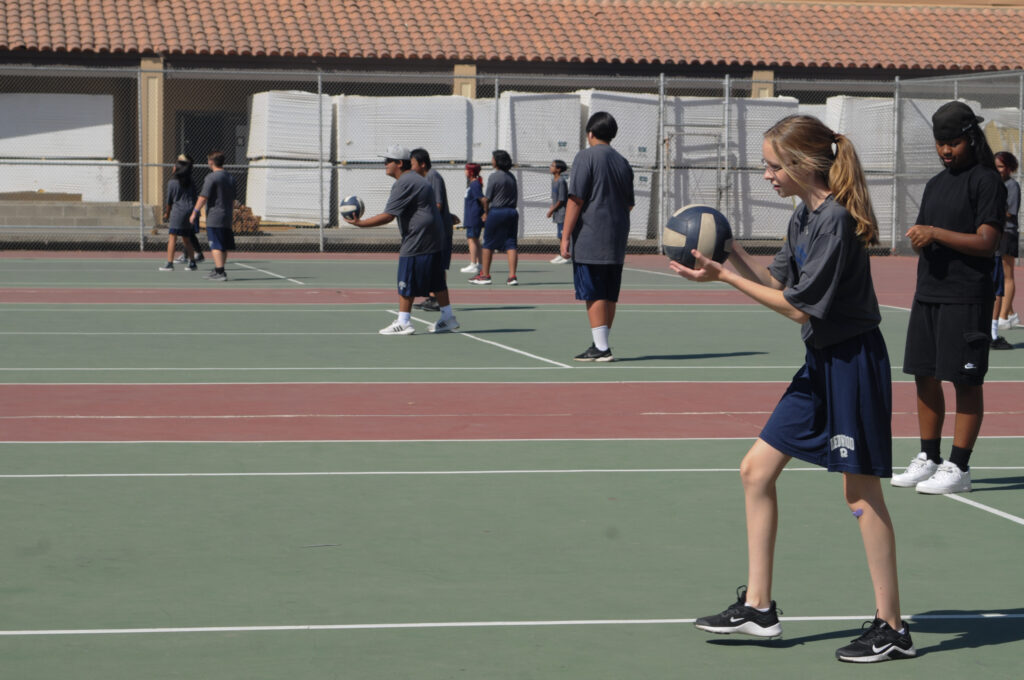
top-left (430, 316), bottom-right (460, 333)
top-left (550, 255), bottom-right (568, 264)
top-left (1009, 312), bottom-right (1020, 329)
top-left (460, 262), bottom-right (480, 273)
top-left (379, 321), bottom-right (415, 336)
top-left (998, 317), bottom-right (1012, 331)
top-left (915, 461), bottom-right (972, 494)
top-left (891, 453), bottom-right (939, 488)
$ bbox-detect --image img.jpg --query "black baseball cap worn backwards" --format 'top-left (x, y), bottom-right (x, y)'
top-left (932, 101), bottom-right (984, 140)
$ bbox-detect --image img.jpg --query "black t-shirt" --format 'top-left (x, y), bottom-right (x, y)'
top-left (914, 163), bottom-right (1005, 303)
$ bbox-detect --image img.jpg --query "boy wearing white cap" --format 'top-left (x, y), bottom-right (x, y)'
top-left (344, 145), bottom-right (459, 335)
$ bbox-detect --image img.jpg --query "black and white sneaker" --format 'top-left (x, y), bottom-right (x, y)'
top-left (414, 297), bottom-right (441, 312)
top-left (835, 618), bottom-right (916, 663)
top-left (573, 344), bottom-right (613, 362)
top-left (694, 586), bottom-right (782, 637)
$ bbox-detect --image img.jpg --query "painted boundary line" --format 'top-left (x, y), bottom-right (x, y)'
top-left (2, 612), bottom-right (1021, 637)
top-left (234, 262), bottom-right (305, 285)
top-left (399, 311), bottom-right (573, 368)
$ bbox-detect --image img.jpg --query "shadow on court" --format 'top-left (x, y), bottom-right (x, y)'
top-left (909, 609), bottom-right (1024, 656)
top-left (614, 351), bottom-right (768, 362)
top-left (455, 306), bottom-right (538, 312)
top-left (970, 475), bottom-right (1024, 492)
top-left (703, 627), bottom-right (851, 649)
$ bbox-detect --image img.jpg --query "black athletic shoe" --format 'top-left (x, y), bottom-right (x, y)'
top-left (835, 618), bottom-right (916, 663)
top-left (991, 336), bottom-right (1014, 350)
top-left (694, 586), bottom-right (783, 637)
top-left (414, 297), bottom-right (441, 312)
top-left (573, 344), bottom-right (613, 362)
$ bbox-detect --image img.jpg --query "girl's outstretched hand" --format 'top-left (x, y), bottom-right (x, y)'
top-left (668, 249), bottom-right (724, 283)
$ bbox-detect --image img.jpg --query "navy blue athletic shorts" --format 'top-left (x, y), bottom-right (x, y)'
top-left (993, 255), bottom-right (1006, 297)
top-left (483, 207), bottom-right (518, 251)
top-left (573, 262), bottom-right (624, 302)
top-left (760, 327), bottom-right (893, 477)
top-left (903, 299), bottom-right (991, 386)
top-left (397, 252), bottom-right (447, 298)
top-left (464, 223), bottom-right (482, 239)
top-left (206, 227), bottom-right (235, 251)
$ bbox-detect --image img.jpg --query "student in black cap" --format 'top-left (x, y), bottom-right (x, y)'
top-left (894, 101), bottom-right (1006, 494)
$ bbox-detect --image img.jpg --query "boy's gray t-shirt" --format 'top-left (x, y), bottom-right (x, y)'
top-left (769, 196), bottom-right (880, 349)
top-left (568, 144), bottom-right (634, 264)
top-left (384, 171), bottom-right (443, 257)
top-left (485, 170), bottom-right (518, 209)
top-left (426, 168), bottom-right (454, 245)
top-left (199, 170), bottom-right (236, 229)
top-left (551, 176), bottom-right (568, 223)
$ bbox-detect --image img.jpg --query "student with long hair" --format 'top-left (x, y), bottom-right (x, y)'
top-left (893, 102), bottom-right (1006, 493)
top-left (159, 154), bottom-right (198, 271)
top-left (672, 115), bottom-right (915, 663)
top-left (459, 162), bottom-right (485, 274)
top-left (994, 150), bottom-right (1019, 331)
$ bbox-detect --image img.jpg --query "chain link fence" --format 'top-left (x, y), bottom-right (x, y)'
top-left (2, 65), bottom-right (1022, 254)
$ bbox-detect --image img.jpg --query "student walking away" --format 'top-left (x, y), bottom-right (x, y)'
top-left (469, 150), bottom-right (519, 286)
top-left (672, 115), bottom-right (915, 663)
top-left (560, 112), bottom-right (634, 362)
top-left (191, 151), bottom-right (236, 282)
top-left (411, 148), bottom-right (456, 312)
top-left (547, 159), bottom-right (570, 263)
top-left (460, 163), bottom-right (485, 274)
top-left (343, 145), bottom-right (459, 335)
top-left (994, 151), bottom-right (1020, 332)
top-left (894, 102), bottom-right (1006, 494)
top-left (159, 154), bottom-right (198, 271)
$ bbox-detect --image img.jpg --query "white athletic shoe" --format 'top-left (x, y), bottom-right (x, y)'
top-left (550, 255), bottom-right (569, 264)
top-left (379, 321), bottom-right (415, 336)
top-left (998, 317), bottom-right (1012, 331)
top-left (460, 262), bottom-right (480, 273)
top-left (915, 461), bottom-right (972, 494)
top-left (430, 316), bottom-right (460, 333)
top-left (891, 453), bottom-right (939, 487)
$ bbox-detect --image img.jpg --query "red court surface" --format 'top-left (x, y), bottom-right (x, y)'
top-left (4, 381), bottom-right (1022, 442)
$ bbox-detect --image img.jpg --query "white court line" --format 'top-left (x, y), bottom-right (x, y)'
top-left (943, 493), bottom-right (1024, 527)
top-left (399, 311), bottom-right (573, 368)
top-left (0, 413), bottom-right (573, 421)
top-left (5, 466), bottom-right (1022, 480)
top-left (1, 612), bottom-right (1020, 637)
top-left (234, 262), bottom-right (305, 285)
top-left (0, 332), bottom-right (377, 336)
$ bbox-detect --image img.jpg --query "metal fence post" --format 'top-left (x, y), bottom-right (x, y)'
top-left (318, 70), bottom-right (325, 252)
top-left (657, 72), bottom-right (665, 251)
top-left (892, 76), bottom-right (900, 252)
top-left (137, 65), bottom-right (145, 251)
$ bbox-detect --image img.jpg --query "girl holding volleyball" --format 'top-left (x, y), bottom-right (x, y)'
top-left (671, 115), bottom-right (914, 663)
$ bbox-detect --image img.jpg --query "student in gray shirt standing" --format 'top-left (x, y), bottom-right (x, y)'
top-left (410, 148), bottom-right (456, 312)
top-left (344, 145), bottom-right (459, 335)
top-left (560, 112), bottom-right (634, 361)
top-left (190, 151), bottom-right (236, 282)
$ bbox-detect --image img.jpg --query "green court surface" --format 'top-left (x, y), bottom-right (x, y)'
top-left (2, 255), bottom-right (1023, 678)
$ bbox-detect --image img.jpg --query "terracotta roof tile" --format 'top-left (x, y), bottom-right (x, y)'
top-left (2, 0), bottom-right (1024, 71)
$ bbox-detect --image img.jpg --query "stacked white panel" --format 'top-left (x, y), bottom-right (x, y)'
top-left (798, 103), bottom-right (828, 121)
top-left (335, 166), bottom-right (399, 231)
top-left (825, 96), bottom-right (982, 173)
top-left (735, 97), bottom-right (800, 167)
top-left (246, 160), bottom-right (332, 224)
top-left (630, 170), bottom-right (654, 240)
top-left (470, 99), bottom-right (497, 164)
top-left (0, 93), bottom-right (114, 159)
top-left (335, 95), bottom-right (471, 163)
top-left (578, 90), bottom-right (660, 168)
top-left (246, 91), bottom-right (332, 160)
top-left (498, 92), bottom-right (582, 165)
top-left (0, 161), bottom-right (119, 202)
top-left (667, 96), bottom-right (798, 168)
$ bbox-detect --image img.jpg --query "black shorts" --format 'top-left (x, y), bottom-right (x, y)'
top-left (1001, 229), bottom-right (1019, 258)
top-left (903, 299), bottom-right (992, 385)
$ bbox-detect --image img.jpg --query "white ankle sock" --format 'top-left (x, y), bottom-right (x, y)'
top-left (591, 325), bottom-right (610, 351)
top-left (398, 312), bottom-right (411, 325)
